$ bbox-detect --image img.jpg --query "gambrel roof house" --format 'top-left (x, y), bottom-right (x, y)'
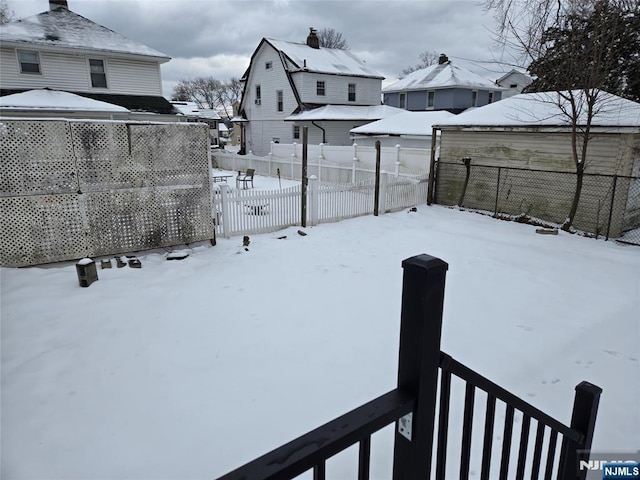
top-left (383, 54), bottom-right (505, 114)
top-left (0, 0), bottom-right (177, 120)
top-left (236, 28), bottom-right (386, 156)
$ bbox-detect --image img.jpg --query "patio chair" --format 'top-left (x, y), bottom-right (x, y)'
top-left (236, 169), bottom-right (255, 189)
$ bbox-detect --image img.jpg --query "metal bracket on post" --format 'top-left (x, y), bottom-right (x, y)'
top-left (398, 412), bottom-right (413, 441)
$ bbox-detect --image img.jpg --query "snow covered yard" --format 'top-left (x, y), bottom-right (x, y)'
top-left (1, 204), bottom-right (638, 479)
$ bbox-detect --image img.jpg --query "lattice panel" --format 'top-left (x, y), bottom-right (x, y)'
top-left (0, 120), bottom-right (77, 197)
top-left (72, 122), bottom-right (153, 192)
top-left (0, 119), bottom-right (214, 267)
top-left (129, 123), bottom-right (209, 187)
top-left (0, 195), bottom-right (87, 267)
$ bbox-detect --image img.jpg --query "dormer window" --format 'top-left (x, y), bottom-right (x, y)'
top-left (17, 50), bottom-right (41, 74)
top-left (265, 61), bottom-right (273, 70)
top-left (89, 58), bottom-right (107, 88)
top-left (471, 90), bottom-right (478, 107)
top-left (427, 91), bottom-right (435, 109)
top-left (488, 91), bottom-right (494, 104)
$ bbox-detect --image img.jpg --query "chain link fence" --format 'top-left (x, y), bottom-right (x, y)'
top-left (433, 161), bottom-right (640, 245)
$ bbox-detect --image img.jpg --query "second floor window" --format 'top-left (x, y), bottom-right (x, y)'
top-left (17, 50), bottom-right (41, 74)
top-left (255, 85), bottom-right (261, 105)
top-left (89, 59), bottom-right (107, 88)
top-left (399, 93), bottom-right (406, 109)
top-left (277, 90), bottom-right (283, 112)
top-left (348, 83), bottom-right (356, 102)
top-left (317, 81), bottom-right (325, 96)
top-left (265, 61), bottom-right (273, 70)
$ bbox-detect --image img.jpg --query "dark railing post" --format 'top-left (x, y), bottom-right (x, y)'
top-left (605, 175), bottom-right (617, 240)
top-left (392, 254), bottom-right (449, 480)
top-left (557, 381), bottom-right (603, 480)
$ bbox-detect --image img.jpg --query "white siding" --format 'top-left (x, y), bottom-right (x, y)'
top-left (293, 72), bottom-right (382, 105)
top-left (1, 47), bottom-right (163, 96)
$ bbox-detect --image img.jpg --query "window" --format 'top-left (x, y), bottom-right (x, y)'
top-left (293, 125), bottom-right (300, 140)
top-left (89, 59), bottom-right (107, 88)
top-left (255, 85), bottom-right (261, 105)
top-left (427, 91), bottom-right (435, 108)
top-left (488, 91), bottom-right (494, 104)
top-left (316, 81), bottom-right (325, 96)
top-left (509, 83), bottom-right (517, 89)
top-left (471, 90), bottom-right (478, 107)
top-left (276, 90), bottom-right (283, 112)
top-left (17, 50), bottom-right (41, 74)
top-left (348, 83), bottom-right (356, 102)
top-left (265, 61), bottom-right (272, 70)
top-left (399, 93), bottom-right (406, 109)
top-left (272, 137), bottom-right (280, 143)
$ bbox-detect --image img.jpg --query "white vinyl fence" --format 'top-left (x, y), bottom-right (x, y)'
top-left (214, 142), bottom-right (430, 184)
top-left (214, 173), bottom-right (428, 238)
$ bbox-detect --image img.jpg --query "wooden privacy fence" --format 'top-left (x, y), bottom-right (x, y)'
top-left (215, 254), bottom-right (602, 480)
top-left (213, 173), bottom-right (429, 238)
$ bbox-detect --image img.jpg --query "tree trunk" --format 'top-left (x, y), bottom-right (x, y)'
top-left (563, 165), bottom-right (584, 231)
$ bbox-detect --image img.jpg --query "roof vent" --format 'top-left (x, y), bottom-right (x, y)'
top-left (307, 27), bottom-right (320, 49)
top-left (438, 54), bottom-right (449, 65)
top-left (49, 0), bottom-right (69, 10)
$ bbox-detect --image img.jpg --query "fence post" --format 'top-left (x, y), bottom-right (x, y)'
top-left (395, 144), bottom-right (401, 177)
top-left (301, 128), bottom-right (308, 228)
top-left (220, 185), bottom-right (230, 238)
top-left (605, 175), bottom-right (618, 240)
top-left (392, 254), bottom-right (448, 480)
top-left (427, 127), bottom-right (439, 205)
top-left (494, 166), bottom-right (502, 216)
top-left (352, 142), bottom-right (358, 183)
top-left (374, 140), bottom-right (381, 216)
top-left (557, 381), bottom-right (603, 480)
top-left (291, 142), bottom-right (297, 179)
top-left (318, 143), bottom-right (324, 183)
top-left (308, 175), bottom-right (319, 226)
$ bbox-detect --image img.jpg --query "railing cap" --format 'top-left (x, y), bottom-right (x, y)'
top-left (402, 254), bottom-right (449, 272)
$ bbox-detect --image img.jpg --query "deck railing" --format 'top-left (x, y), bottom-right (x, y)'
top-left (216, 254), bottom-right (602, 480)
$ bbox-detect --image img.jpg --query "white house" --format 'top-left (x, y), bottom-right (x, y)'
top-left (0, 0), bottom-right (176, 119)
top-left (236, 28), bottom-right (385, 156)
top-left (495, 68), bottom-right (534, 99)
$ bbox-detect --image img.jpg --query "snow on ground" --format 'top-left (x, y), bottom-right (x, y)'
top-left (1, 186), bottom-right (639, 479)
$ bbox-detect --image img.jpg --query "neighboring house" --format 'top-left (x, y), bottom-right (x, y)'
top-left (0, 0), bottom-right (177, 120)
top-left (350, 110), bottom-right (455, 149)
top-left (495, 68), bottom-right (533, 99)
top-left (171, 101), bottom-right (221, 145)
top-left (383, 54), bottom-right (505, 114)
top-left (432, 90), bottom-right (640, 237)
top-left (235, 28), bottom-right (385, 156)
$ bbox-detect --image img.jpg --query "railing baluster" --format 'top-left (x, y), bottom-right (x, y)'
top-left (515, 414), bottom-right (531, 480)
top-left (543, 430), bottom-right (558, 480)
top-left (358, 436), bottom-right (371, 480)
top-left (313, 461), bottom-right (325, 480)
top-left (499, 405), bottom-right (515, 480)
top-left (480, 394), bottom-right (497, 480)
top-left (530, 422), bottom-right (545, 479)
top-left (459, 382), bottom-right (476, 479)
top-left (435, 369), bottom-right (452, 480)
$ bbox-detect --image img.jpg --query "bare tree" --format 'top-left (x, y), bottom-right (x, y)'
top-left (171, 77), bottom-right (242, 119)
top-left (485, 0), bottom-right (635, 231)
top-left (401, 50), bottom-right (440, 76)
top-left (316, 28), bottom-right (349, 49)
top-left (0, 0), bottom-right (15, 24)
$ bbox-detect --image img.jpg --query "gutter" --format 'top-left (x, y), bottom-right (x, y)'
top-left (312, 120), bottom-right (326, 143)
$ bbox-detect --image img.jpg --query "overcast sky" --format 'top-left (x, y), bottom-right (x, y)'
top-left (7, 0), bottom-right (522, 97)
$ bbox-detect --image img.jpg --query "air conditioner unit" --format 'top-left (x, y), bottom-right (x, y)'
top-left (255, 99), bottom-right (261, 105)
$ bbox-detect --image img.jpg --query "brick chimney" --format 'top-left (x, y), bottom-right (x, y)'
top-left (50, 0), bottom-right (69, 10)
top-left (438, 54), bottom-right (449, 65)
top-left (307, 27), bottom-right (319, 49)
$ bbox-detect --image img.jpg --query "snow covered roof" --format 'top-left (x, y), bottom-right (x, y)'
top-left (264, 38), bottom-right (383, 79)
top-left (0, 89), bottom-right (129, 112)
top-left (285, 105), bottom-right (404, 121)
top-left (350, 111), bottom-right (456, 136)
top-left (434, 90), bottom-right (640, 128)
top-left (0, 7), bottom-right (169, 61)
top-left (170, 102), bottom-right (222, 120)
top-left (383, 61), bottom-right (502, 93)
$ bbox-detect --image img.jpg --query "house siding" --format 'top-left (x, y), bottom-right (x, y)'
top-left (294, 72), bottom-right (381, 105)
top-left (385, 87), bottom-right (501, 111)
top-left (0, 47), bottom-right (163, 96)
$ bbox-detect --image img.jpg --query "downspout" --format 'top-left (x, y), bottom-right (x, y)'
top-left (312, 120), bottom-right (326, 144)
